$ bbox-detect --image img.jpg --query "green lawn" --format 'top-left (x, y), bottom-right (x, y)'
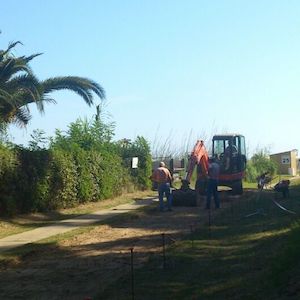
top-left (98, 181), bottom-right (300, 299)
top-left (2, 180), bottom-right (300, 299)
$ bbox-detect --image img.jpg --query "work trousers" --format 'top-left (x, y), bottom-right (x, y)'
top-left (158, 182), bottom-right (172, 211)
top-left (206, 179), bottom-right (219, 209)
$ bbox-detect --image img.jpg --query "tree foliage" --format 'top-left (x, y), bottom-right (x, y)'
top-left (0, 40), bottom-right (105, 128)
top-left (28, 129), bottom-right (47, 150)
top-left (245, 149), bottom-right (278, 182)
top-left (0, 37), bottom-right (152, 214)
top-left (0, 114), bottom-right (152, 214)
top-left (117, 136), bottom-right (152, 189)
top-left (50, 117), bottom-right (115, 151)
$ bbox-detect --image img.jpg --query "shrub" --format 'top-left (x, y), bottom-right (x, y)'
top-left (245, 149), bottom-right (278, 183)
top-left (48, 149), bottom-right (78, 209)
top-left (0, 144), bottom-right (18, 215)
top-left (245, 161), bottom-right (258, 183)
top-left (16, 149), bottom-right (51, 211)
top-left (118, 136), bottom-right (152, 190)
top-left (0, 114), bottom-right (150, 214)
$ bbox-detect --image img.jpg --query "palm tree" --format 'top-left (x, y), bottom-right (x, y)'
top-left (0, 41), bottom-right (105, 128)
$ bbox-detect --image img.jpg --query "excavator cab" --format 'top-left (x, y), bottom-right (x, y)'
top-left (212, 134), bottom-right (246, 194)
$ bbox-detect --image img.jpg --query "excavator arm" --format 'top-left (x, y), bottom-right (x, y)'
top-left (173, 140), bottom-right (210, 205)
top-left (184, 140), bottom-right (209, 183)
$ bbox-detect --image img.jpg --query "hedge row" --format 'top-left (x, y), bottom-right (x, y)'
top-left (0, 144), bottom-right (150, 215)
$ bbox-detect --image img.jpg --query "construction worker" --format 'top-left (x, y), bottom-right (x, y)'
top-left (274, 180), bottom-right (290, 198)
top-left (150, 162), bottom-right (173, 212)
top-left (257, 172), bottom-right (269, 189)
top-left (224, 141), bottom-right (238, 170)
top-left (206, 157), bottom-right (220, 209)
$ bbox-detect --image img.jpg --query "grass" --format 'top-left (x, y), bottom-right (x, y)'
top-left (98, 182), bottom-right (300, 299)
top-left (0, 190), bottom-right (155, 239)
top-left (0, 201), bottom-right (152, 266)
top-left (0, 225), bottom-right (95, 266)
top-left (243, 180), bottom-right (257, 189)
top-left (1, 178), bottom-right (300, 299)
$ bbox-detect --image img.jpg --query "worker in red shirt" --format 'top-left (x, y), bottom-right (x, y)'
top-left (151, 162), bottom-right (173, 212)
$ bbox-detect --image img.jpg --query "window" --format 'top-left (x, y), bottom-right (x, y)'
top-left (240, 136), bottom-right (246, 156)
top-left (213, 139), bottom-right (225, 156)
top-left (281, 155), bottom-right (290, 164)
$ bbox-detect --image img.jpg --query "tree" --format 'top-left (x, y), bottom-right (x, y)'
top-left (0, 40), bottom-right (105, 128)
top-left (117, 136), bottom-right (152, 189)
top-left (245, 148), bottom-right (278, 182)
top-left (50, 116), bottom-right (115, 151)
top-left (28, 129), bottom-right (47, 150)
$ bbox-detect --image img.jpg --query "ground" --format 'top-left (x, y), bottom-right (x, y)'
top-left (0, 196), bottom-right (225, 300)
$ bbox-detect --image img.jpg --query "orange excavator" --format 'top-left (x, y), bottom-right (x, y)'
top-left (173, 134), bottom-right (247, 205)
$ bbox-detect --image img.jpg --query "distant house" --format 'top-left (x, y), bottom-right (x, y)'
top-left (270, 149), bottom-right (298, 175)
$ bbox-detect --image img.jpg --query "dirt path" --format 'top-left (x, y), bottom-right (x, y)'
top-left (0, 201), bottom-right (221, 300)
top-left (0, 198), bottom-right (155, 253)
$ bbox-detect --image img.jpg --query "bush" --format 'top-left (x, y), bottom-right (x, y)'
top-left (245, 149), bottom-right (278, 183)
top-left (48, 149), bottom-right (78, 209)
top-left (73, 147), bottom-right (97, 203)
top-left (118, 136), bottom-right (152, 190)
top-left (245, 161), bottom-right (258, 183)
top-left (16, 149), bottom-right (52, 211)
top-left (50, 118), bottom-right (135, 203)
top-left (0, 116), bottom-right (151, 214)
top-left (0, 144), bottom-right (19, 215)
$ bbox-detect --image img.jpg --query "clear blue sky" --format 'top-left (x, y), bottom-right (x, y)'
top-left (2, 0), bottom-right (300, 156)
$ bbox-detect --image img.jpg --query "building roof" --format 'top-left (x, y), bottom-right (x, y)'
top-left (270, 149), bottom-right (298, 156)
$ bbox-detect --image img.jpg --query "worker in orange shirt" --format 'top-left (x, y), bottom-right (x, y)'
top-left (151, 162), bottom-right (173, 212)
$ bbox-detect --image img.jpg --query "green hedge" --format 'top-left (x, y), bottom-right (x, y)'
top-left (17, 149), bottom-right (52, 212)
top-left (0, 145), bottom-right (19, 214)
top-left (0, 142), bottom-right (149, 215)
top-left (48, 149), bottom-right (78, 209)
top-left (118, 136), bottom-right (152, 190)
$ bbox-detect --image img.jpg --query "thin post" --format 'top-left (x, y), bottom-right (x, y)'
top-left (130, 247), bottom-right (135, 300)
top-left (190, 224), bottom-right (194, 248)
top-left (162, 233), bottom-right (166, 269)
top-left (208, 208), bottom-right (211, 239)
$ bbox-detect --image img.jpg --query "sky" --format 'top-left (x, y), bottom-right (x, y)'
top-left (1, 0), bottom-right (300, 157)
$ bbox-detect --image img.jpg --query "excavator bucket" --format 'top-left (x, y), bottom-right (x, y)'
top-left (172, 182), bottom-right (197, 206)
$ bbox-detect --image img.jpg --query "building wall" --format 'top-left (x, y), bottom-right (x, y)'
top-left (270, 150), bottom-right (298, 175)
top-left (270, 152), bottom-right (289, 174)
top-left (291, 150), bottom-right (298, 173)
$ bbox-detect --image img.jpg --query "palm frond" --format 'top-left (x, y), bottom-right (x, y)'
top-left (41, 76), bottom-right (106, 105)
top-left (0, 41), bottom-right (23, 62)
top-left (0, 100), bottom-right (30, 127)
top-left (0, 57), bottom-right (33, 84)
top-left (12, 106), bottom-right (31, 126)
top-left (22, 53), bottom-right (43, 63)
top-left (11, 75), bottom-right (40, 97)
top-left (4, 74), bottom-right (39, 92)
top-left (0, 41), bottom-right (106, 128)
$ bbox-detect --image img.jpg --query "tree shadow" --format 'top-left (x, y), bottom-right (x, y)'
top-left (0, 187), bottom-right (299, 299)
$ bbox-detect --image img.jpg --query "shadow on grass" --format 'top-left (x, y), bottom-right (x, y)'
top-left (0, 219), bottom-right (194, 300)
top-left (98, 188), bottom-right (300, 300)
top-left (0, 194), bottom-right (157, 239)
top-left (0, 186), bottom-right (300, 300)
